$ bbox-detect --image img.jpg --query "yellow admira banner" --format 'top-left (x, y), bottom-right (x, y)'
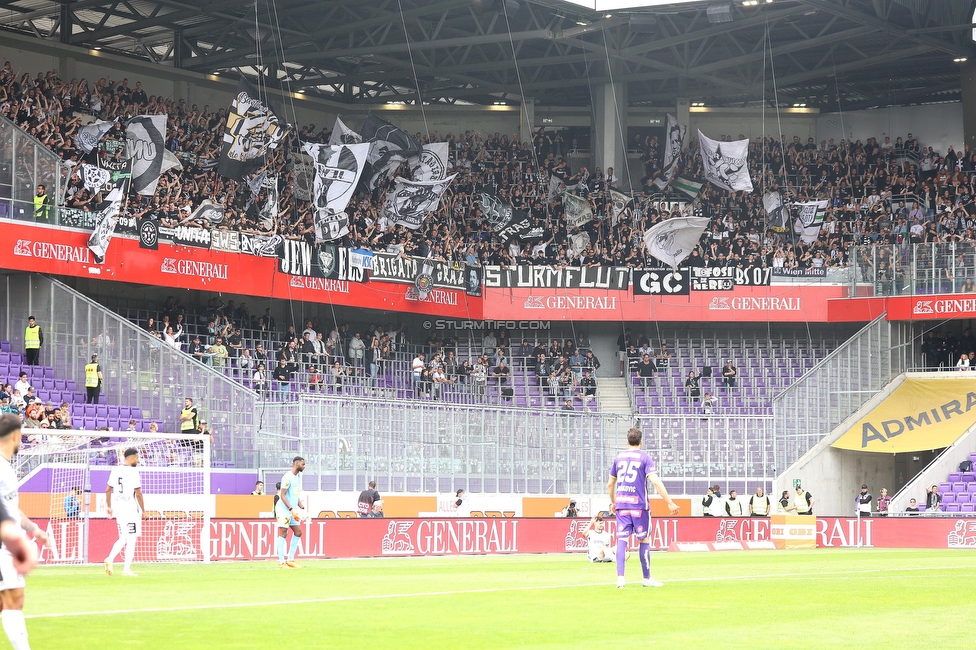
top-left (832, 378), bottom-right (976, 453)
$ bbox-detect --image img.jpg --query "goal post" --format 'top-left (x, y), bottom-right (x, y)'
top-left (15, 429), bottom-right (212, 565)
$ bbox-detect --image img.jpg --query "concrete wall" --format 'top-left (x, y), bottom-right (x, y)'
top-left (689, 110), bottom-right (818, 142)
top-left (816, 102), bottom-right (963, 154)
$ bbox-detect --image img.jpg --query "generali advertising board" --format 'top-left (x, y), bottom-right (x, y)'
top-left (483, 285), bottom-right (848, 322)
top-left (34, 516), bottom-right (975, 564)
top-left (1, 222), bottom-right (480, 319)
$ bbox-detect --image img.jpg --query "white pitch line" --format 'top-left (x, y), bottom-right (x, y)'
top-left (25, 563), bottom-right (972, 620)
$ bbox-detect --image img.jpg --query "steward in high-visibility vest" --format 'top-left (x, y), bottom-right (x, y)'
top-left (794, 487), bottom-right (814, 515)
top-left (750, 488), bottom-right (770, 516)
top-left (84, 354), bottom-right (103, 405)
top-left (24, 315), bottom-right (42, 365)
top-left (33, 185), bottom-right (50, 219)
top-left (180, 397), bottom-right (198, 432)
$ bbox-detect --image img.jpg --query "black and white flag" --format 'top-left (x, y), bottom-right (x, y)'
top-left (698, 130), bottom-right (753, 193)
top-left (179, 199), bottom-right (224, 226)
top-left (383, 174), bottom-right (456, 229)
top-left (563, 192), bottom-right (593, 229)
top-left (643, 216), bottom-right (710, 268)
top-left (609, 190), bottom-right (632, 226)
top-left (244, 169), bottom-right (267, 211)
top-left (87, 188), bottom-right (124, 262)
top-left (763, 191), bottom-right (788, 232)
top-left (547, 175), bottom-right (577, 202)
top-left (125, 115), bottom-right (167, 196)
top-left (292, 163), bottom-right (314, 201)
top-left (77, 119), bottom-right (116, 154)
top-left (259, 175), bottom-right (279, 231)
top-left (663, 114), bottom-right (686, 183)
top-left (302, 142), bottom-right (370, 242)
top-left (81, 164), bottom-right (111, 195)
top-left (480, 191), bottom-right (538, 243)
top-left (408, 143), bottom-right (450, 182)
top-left (219, 77), bottom-right (288, 180)
top-left (328, 116), bottom-right (362, 146)
top-left (362, 115), bottom-right (422, 191)
top-left (793, 200), bottom-right (829, 244)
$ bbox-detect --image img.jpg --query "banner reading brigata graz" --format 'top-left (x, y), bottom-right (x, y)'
top-left (1, 221), bottom-right (480, 319)
top-left (33, 516), bottom-right (976, 564)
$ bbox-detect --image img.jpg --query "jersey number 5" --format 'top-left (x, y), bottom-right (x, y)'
top-left (616, 460), bottom-right (641, 483)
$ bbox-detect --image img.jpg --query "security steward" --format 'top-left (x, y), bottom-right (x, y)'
top-left (179, 397), bottom-right (198, 434)
top-left (33, 184), bottom-right (50, 219)
top-left (794, 485), bottom-right (815, 516)
top-left (24, 315), bottom-right (42, 365)
top-left (84, 354), bottom-right (103, 404)
top-left (749, 486), bottom-right (770, 517)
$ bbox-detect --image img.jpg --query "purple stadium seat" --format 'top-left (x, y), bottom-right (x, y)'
top-left (952, 482), bottom-right (966, 493)
top-left (956, 493), bottom-right (971, 505)
top-left (968, 484), bottom-right (976, 494)
top-left (962, 504), bottom-right (975, 513)
top-left (948, 472), bottom-right (962, 483)
top-left (53, 379), bottom-right (66, 391)
top-left (945, 504), bottom-right (961, 513)
top-left (82, 404), bottom-right (96, 417)
top-left (939, 482), bottom-right (952, 494)
top-left (108, 405), bottom-right (120, 419)
top-left (962, 473), bottom-right (976, 484)
top-left (942, 494), bottom-right (956, 505)
top-left (42, 367), bottom-right (54, 379)
top-left (0, 342), bottom-right (9, 353)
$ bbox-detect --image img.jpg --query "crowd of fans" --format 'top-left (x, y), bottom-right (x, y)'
top-left (4, 64), bottom-right (976, 275)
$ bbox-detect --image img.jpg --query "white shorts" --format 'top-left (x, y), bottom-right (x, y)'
top-left (115, 516), bottom-right (142, 537)
top-left (588, 547), bottom-right (612, 562)
top-left (0, 547), bottom-right (27, 592)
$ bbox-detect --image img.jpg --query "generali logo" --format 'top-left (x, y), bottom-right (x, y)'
top-left (13, 239), bottom-right (92, 263)
top-left (709, 297), bottom-right (731, 310)
top-left (160, 258), bottom-right (229, 280)
top-left (381, 521), bottom-right (416, 555)
top-left (948, 520), bottom-right (976, 548)
top-left (380, 519), bottom-right (518, 555)
top-left (524, 296), bottom-right (545, 309)
top-left (913, 300), bottom-right (934, 315)
top-left (564, 520), bottom-right (589, 551)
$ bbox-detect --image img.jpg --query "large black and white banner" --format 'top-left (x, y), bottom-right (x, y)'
top-left (210, 230), bottom-right (240, 253)
top-left (86, 188), bottom-right (124, 262)
top-left (125, 115), bottom-right (167, 196)
top-left (643, 216), bottom-right (710, 268)
top-left (180, 199), bottom-right (224, 226)
top-left (633, 269), bottom-right (689, 295)
top-left (793, 200), bottom-right (829, 244)
top-left (328, 116), bottom-right (362, 146)
top-left (240, 233), bottom-right (283, 257)
top-left (81, 164), bottom-right (111, 195)
top-left (302, 142), bottom-right (370, 242)
top-left (383, 174), bottom-right (456, 229)
top-left (609, 190), bottom-right (631, 226)
top-left (408, 143), bottom-right (450, 182)
top-left (370, 252), bottom-right (467, 290)
top-left (689, 266), bottom-right (771, 290)
top-left (292, 163), bottom-right (314, 202)
top-left (662, 114), bottom-right (686, 183)
top-left (698, 130), bottom-right (753, 193)
top-left (278, 240), bottom-right (368, 282)
top-left (362, 115), bottom-right (422, 191)
top-left (465, 264), bottom-right (482, 297)
top-left (480, 191), bottom-right (539, 243)
top-left (77, 119), bottom-right (116, 154)
top-left (219, 77), bottom-right (288, 180)
top-left (259, 175), bottom-right (279, 231)
top-left (563, 193), bottom-right (593, 229)
top-left (484, 265), bottom-right (631, 290)
top-left (161, 225), bottom-right (212, 248)
top-left (97, 155), bottom-right (132, 197)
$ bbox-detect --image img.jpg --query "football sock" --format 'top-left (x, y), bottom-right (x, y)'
top-left (639, 542), bottom-right (650, 580)
top-left (2, 610), bottom-right (30, 650)
top-left (276, 536), bottom-right (286, 563)
top-left (106, 536), bottom-right (126, 563)
top-left (288, 535), bottom-right (301, 560)
top-left (615, 539), bottom-right (628, 577)
top-left (123, 535), bottom-right (137, 572)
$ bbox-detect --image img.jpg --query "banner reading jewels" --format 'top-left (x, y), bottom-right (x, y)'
top-left (370, 252), bottom-right (468, 291)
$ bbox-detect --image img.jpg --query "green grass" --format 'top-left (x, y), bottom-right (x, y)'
top-left (18, 549), bottom-right (975, 649)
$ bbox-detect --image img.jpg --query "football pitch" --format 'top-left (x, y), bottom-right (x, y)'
top-left (20, 549), bottom-right (973, 649)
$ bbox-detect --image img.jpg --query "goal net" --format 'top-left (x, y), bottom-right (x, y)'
top-left (15, 430), bottom-right (211, 565)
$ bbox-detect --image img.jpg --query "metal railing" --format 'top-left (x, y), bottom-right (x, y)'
top-left (772, 315), bottom-right (912, 473)
top-left (851, 242), bottom-right (976, 296)
top-left (0, 274), bottom-right (260, 468)
top-left (0, 114), bottom-right (64, 223)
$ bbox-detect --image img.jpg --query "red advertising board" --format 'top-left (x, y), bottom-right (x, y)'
top-left (34, 516), bottom-right (976, 564)
top-left (483, 285), bottom-right (849, 322)
top-left (829, 294), bottom-right (976, 322)
top-left (0, 222), bottom-right (481, 319)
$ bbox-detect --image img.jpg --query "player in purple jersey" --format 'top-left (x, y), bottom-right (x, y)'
top-left (608, 427), bottom-right (678, 588)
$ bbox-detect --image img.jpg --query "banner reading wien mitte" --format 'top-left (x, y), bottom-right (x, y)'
top-left (832, 378), bottom-right (976, 452)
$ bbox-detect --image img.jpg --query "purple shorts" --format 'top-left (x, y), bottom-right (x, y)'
top-left (615, 509), bottom-right (650, 540)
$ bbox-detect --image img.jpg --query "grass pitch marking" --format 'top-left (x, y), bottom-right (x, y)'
top-left (24, 563), bottom-right (968, 620)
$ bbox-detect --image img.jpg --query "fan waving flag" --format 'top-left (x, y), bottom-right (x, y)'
top-left (563, 193), bottom-right (593, 229)
top-left (480, 191), bottom-right (539, 243)
top-left (87, 188), bottom-right (125, 262)
top-left (329, 116), bottom-right (363, 146)
top-left (662, 114), bottom-right (686, 182)
top-left (764, 191), bottom-right (788, 232)
top-left (219, 77), bottom-right (288, 180)
top-left (643, 216), bottom-right (710, 268)
top-left (302, 142), bottom-right (370, 242)
top-left (81, 164), bottom-right (111, 195)
top-left (409, 143), bottom-right (450, 182)
top-left (608, 190), bottom-right (632, 225)
top-left (125, 115), bottom-right (167, 196)
top-left (362, 115), bottom-right (422, 191)
top-left (383, 174), bottom-right (456, 229)
top-left (698, 130), bottom-right (753, 193)
top-left (77, 119), bottom-right (116, 154)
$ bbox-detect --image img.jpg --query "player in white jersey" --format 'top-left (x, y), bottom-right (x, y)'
top-left (275, 456), bottom-right (305, 568)
top-left (104, 448), bottom-right (145, 577)
top-left (0, 414), bottom-right (50, 650)
top-left (583, 516), bottom-right (613, 562)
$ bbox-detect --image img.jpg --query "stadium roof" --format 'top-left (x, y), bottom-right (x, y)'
top-left (0, 0), bottom-right (973, 109)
